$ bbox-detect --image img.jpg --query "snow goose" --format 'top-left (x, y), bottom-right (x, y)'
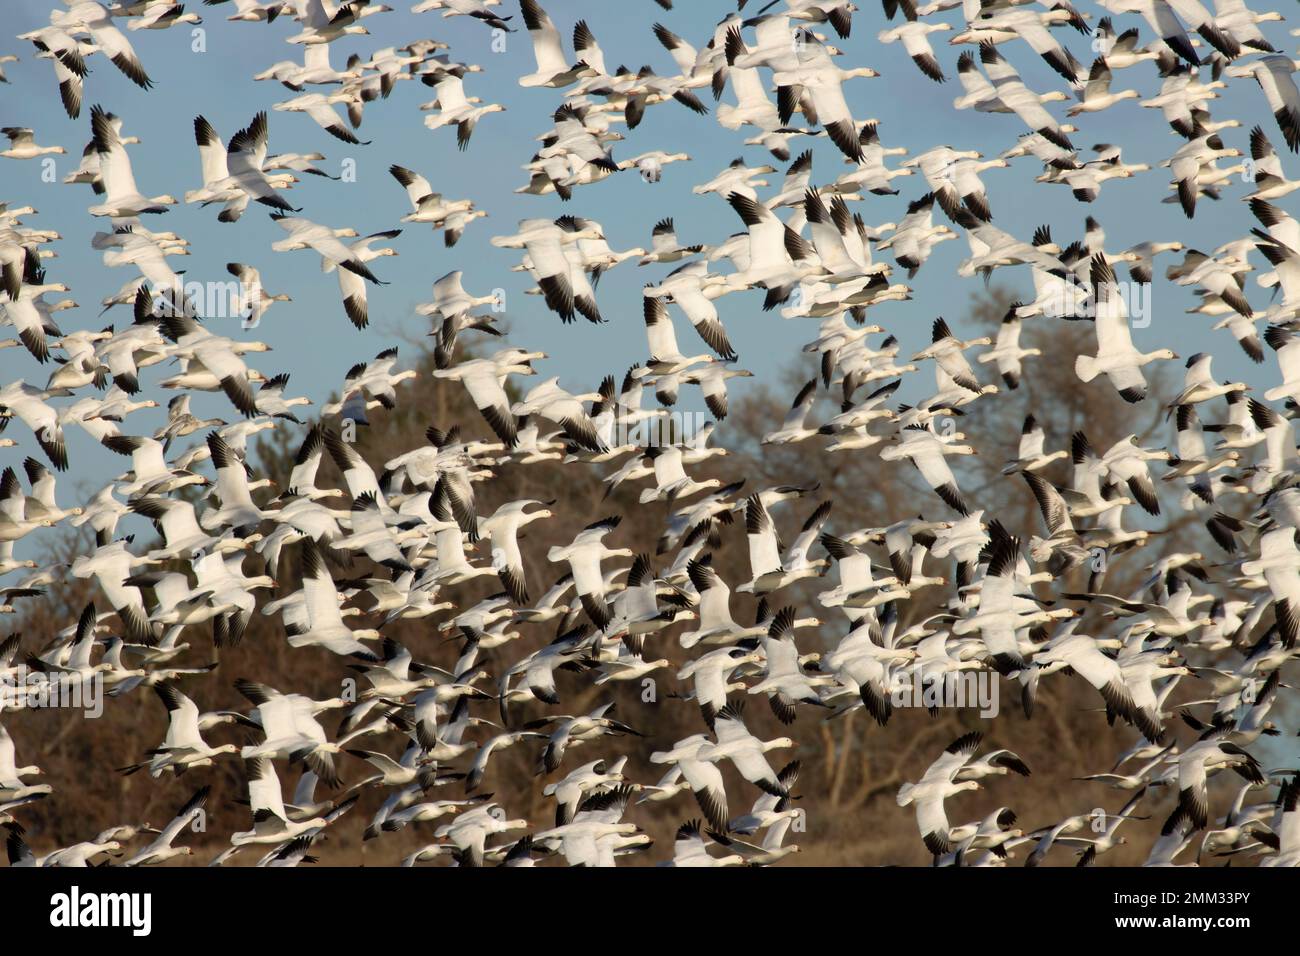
top-left (772, 30), bottom-right (878, 161)
top-left (380, 794), bottom-right (492, 836)
top-left (635, 441), bottom-right (717, 508)
top-left (817, 534), bottom-right (908, 614)
top-left (492, 217), bottom-right (607, 324)
top-left (1003, 414), bottom-right (1067, 474)
top-left (101, 433), bottom-right (205, 498)
top-left (1176, 735), bottom-right (1266, 829)
top-left (951, 532), bottom-right (1041, 673)
top-left (661, 819), bottom-right (745, 867)
top-left (215, 111), bottom-right (300, 221)
top-left (1035, 624), bottom-right (1165, 741)
top-left (724, 191), bottom-right (826, 306)
top-left (897, 731), bottom-right (985, 855)
top-left (697, 701), bottom-right (795, 797)
top-left (0, 467), bottom-right (56, 547)
top-left (87, 106), bottom-right (175, 217)
top-left (1239, 523), bottom-right (1300, 645)
top-left (1068, 58), bottom-right (1140, 115)
top-left (541, 104), bottom-right (620, 177)
top-left (272, 90), bottom-right (369, 145)
top-left (44, 836), bottom-right (124, 867)
top-left (748, 606), bottom-right (835, 720)
top-left (727, 759), bottom-right (802, 838)
top-left (951, 208), bottom-right (1066, 279)
top-left (1076, 744), bottom-right (1176, 790)
top-left (722, 14), bottom-right (812, 75)
top-left (477, 498), bottom-right (553, 603)
top-left (1257, 777), bottom-right (1300, 867)
top-left (230, 757), bottom-right (331, 846)
top-left (1168, 352), bottom-right (1249, 413)
top-left (285, 0), bottom-right (376, 45)
top-left (762, 378), bottom-right (820, 445)
top-left (59, 1), bottom-right (153, 88)
top-left (880, 423), bottom-right (976, 515)
top-left (1035, 788), bottom-right (1150, 864)
top-left (33, 601), bottom-right (117, 694)
top-left (640, 218), bottom-right (704, 266)
top-left (1076, 255), bottom-right (1177, 402)
top-left (200, 431), bottom-right (267, 531)
top-left (433, 354), bottom-right (534, 448)
top-left (1088, 17), bottom-right (1160, 70)
top-left (412, 0), bottom-right (513, 30)
top-left (712, 50), bottom-right (784, 137)
top-left (420, 268), bottom-right (500, 337)
top-left (977, 42), bottom-right (1075, 150)
top-left (1140, 67), bottom-right (1222, 138)
top-left (254, 374), bottom-right (310, 422)
top-left (511, 376), bottom-right (605, 451)
top-left (340, 743), bottom-right (431, 796)
top-left (420, 68), bottom-right (506, 149)
top-left (235, 678), bottom-right (346, 785)
top-left (678, 641), bottom-right (763, 728)
top-left (619, 150), bottom-right (691, 183)
top-left (878, 0), bottom-right (952, 83)
top-left (638, 293), bottom-right (716, 380)
top-left (1243, 125), bottom-right (1299, 200)
top-left (205, 0), bottom-right (284, 21)
top-left (465, 729), bottom-right (548, 792)
top-left (333, 230), bottom-right (400, 329)
top-left (333, 493), bottom-right (415, 573)
top-left (1100, 434), bottom-right (1170, 516)
top-left (154, 395), bottom-right (226, 451)
top-left (677, 557), bottom-right (755, 649)
top-left (959, 8), bottom-right (1087, 82)
top-left (1164, 134), bottom-right (1244, 218)
top-left (109, 675), bottom-right (219, 765)
top-left (518, 0), bottom-right (583, 88)
top-left (0, 723), bottom-right (49, 803)
top-left (121, 786), bottom-right (209, 865)
top-left (70, 537), bottom-right (158, 645)
top-left (695, 158), bottom-right (777, 200)
top-left (0, 128), bottom-right (65, 161)
top-left (288, 538), bottom-right (382, 655)
top-left (913, 317), bottom-right (990, 394)
top-left (645, 264), bottom-right (736, 362)
top-left (534, 703), bottom-right (643, 775)
top-left (547, 516), bottom-right (634, 629)
top-left (1098, 0), bottom-right (1201, 65)
top-left (271, 214), bottom-right (385, 286)
top-left (679, 364), bottom-right (752, 421)
top-left (13, 25), bottom-right (88, 116)
top-left (539, 758), bottom-right (628, 827)
top-left (536, 785), bottom-right (651, 867)
top-left (738, 495), bottom-right (831, 593)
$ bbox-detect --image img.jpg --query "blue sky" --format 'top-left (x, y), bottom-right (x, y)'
top-left (0, 0), bottom-right (1292, 500)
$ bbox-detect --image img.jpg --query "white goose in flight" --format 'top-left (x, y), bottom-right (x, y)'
top-left (1075, 255), bottom-right (1178, 403)
top-left (897, 731), bottom-right (986, 855)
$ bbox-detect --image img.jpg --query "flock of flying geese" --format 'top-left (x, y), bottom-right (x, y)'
top-left (1, 0), bottom-right (1300, 868)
